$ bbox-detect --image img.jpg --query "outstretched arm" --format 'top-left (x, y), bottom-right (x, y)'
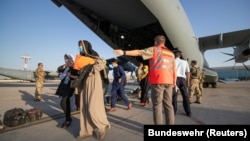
top-left (113, 49), bottom-right (142, 56)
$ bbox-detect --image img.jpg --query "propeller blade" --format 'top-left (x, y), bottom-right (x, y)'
top-left (243, 63), bottom-right (250, 71)
top-left (221, 52), bottom-right (234, 56)
top-left (223, 57), bottom-right (235, 62)
top-left (232, 63), bottom-right (236, 70)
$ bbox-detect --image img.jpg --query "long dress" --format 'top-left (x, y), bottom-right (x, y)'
top-left (139, 65), bottom-right (150, 103)
top-left (78, 57), bottom-right (110, 137)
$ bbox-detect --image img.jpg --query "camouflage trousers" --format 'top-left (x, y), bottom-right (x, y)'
top-left (35, 81), bottom-right (44, 99)
top-left (199, 83), bottom-right (204, 96)
top-left (189, 79), bottom-right (201, 103)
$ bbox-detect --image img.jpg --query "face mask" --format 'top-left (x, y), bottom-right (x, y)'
top-left (79, 46), bottom-right (83, 53)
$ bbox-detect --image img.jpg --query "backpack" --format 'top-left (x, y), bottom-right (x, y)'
top-left (192, 66), bottom-right (201, 78)
top-left (3, 108), bottom-right (26, 127)
top-left (197, 67), bottom-right (202, 79)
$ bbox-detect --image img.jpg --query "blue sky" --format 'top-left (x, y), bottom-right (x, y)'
top-left (0, 0), bottom-right (249, 71)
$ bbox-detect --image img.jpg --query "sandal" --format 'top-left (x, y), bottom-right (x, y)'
top-left (99, 128), bottom-right (107, 140)
top-left (108, 108), bottom-right (116, 112)
top-left (76, 134), bottom-right (92, 140)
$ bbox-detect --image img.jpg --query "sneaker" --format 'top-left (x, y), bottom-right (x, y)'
top-left (140, 102), bottom-right (145, 106)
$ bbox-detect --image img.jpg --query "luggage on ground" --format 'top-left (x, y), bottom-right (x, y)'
top-left (3, 108), bottom-right (26, 127)
top-left (25, 108), bottom-right (43, 122)
top-left (0, 114), bottom-right (5, 130)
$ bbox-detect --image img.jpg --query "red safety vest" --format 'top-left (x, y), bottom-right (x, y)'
top-left (149, 46), bottom-right (176, 85)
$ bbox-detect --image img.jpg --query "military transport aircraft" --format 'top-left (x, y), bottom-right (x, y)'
top-left (52, 0), bottom-right (250, 88)
top-left (0, 67), bottom-right (59, 82)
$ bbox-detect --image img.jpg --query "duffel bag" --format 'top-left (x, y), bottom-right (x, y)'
top-left (3, 107), bottom-right (26, 127)
top-left (26, 108), bottom-right (43, 122)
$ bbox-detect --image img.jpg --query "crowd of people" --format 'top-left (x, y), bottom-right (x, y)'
top-left (33, 35), bottom-right (205, 140)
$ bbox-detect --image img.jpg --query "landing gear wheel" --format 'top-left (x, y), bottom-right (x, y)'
top-left (211, 82), bottom-right (217, 88)
top-left (203, 83), bottom-right (209, 88)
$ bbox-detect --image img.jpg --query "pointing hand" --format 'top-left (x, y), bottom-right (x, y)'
top-left (113, 50), bottom-right (123, 56)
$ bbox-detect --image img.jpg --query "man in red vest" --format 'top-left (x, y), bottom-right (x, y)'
top-left (113, 35), bottom-right (176, 125)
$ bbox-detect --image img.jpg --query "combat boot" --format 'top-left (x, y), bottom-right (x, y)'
top-left (194, 97), bottom-right (201, 104)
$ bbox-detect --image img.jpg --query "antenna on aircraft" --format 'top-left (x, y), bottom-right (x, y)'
top-left (21, 55), bottom-right (32, 71)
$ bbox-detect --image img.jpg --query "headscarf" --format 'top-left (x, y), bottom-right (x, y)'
top-left (79, 40), bottom-right (99, 57)
top-left (64, 54), bottom-right (74, 61)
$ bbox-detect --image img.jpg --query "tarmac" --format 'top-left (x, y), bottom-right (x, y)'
top-left (0, 79), bottom-right (250, 141)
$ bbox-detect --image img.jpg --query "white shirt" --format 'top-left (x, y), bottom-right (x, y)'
top-left (175, 58), bottom-right (190, 78)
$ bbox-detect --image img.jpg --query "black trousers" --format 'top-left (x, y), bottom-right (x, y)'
top-left (172, 77), bottom-right (191, 115)
top-left (140, 75), bottom-right (150, 103)
top-left (60, 95), bottom-right (72, 122)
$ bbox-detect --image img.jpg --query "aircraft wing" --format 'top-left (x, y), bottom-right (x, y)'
top-left (199, 29), bottom-right (250, 52)
top-left (106, 56), bottom-right (129, 65)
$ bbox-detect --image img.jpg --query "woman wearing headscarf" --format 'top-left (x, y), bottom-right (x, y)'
top-left (55, 54), bottom-right (76, 128)
top-left (74, 40), bottom-right (110, 140)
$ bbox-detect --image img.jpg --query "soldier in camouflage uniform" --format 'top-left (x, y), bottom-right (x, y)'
top-left (34, 63), bottom-right (46, 101)
top-left (198, 68), bottom-right (205, 96)
top-left (189, 60), bottom-right (201, 104)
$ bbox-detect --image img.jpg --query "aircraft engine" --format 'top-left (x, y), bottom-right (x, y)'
top-left (221, 42), bottom-right (250, 71)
